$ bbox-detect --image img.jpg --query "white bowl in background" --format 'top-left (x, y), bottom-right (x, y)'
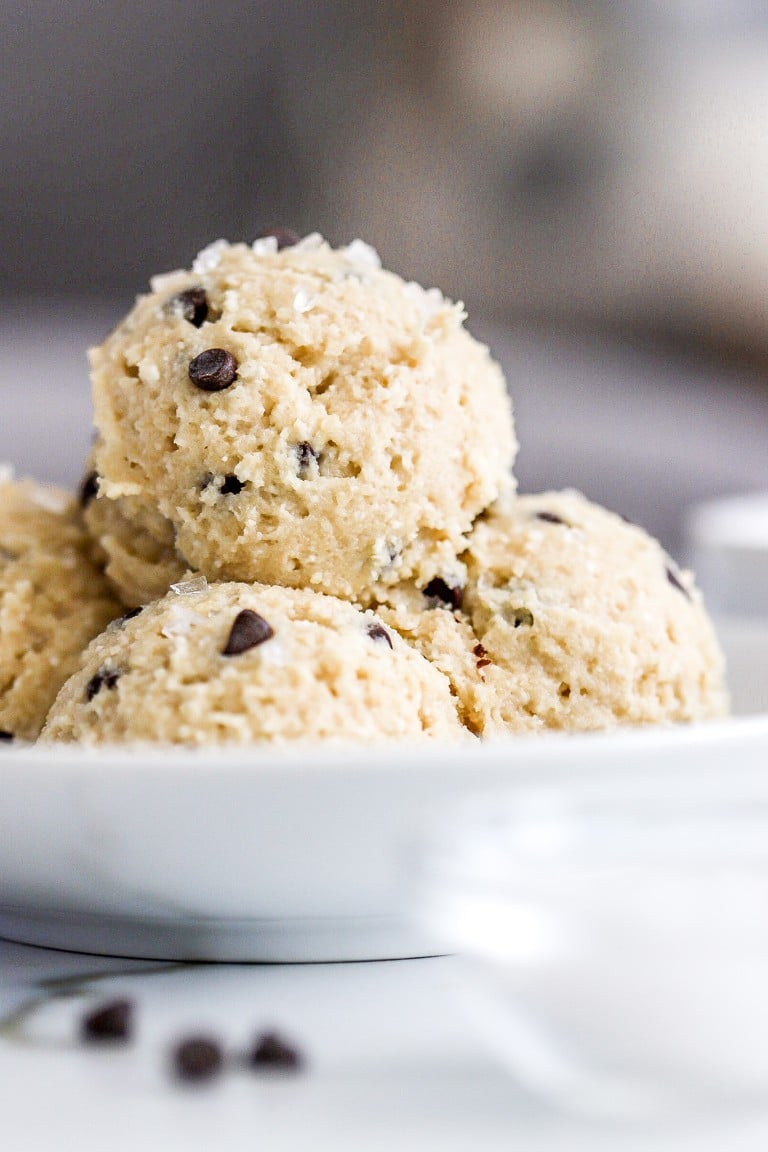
top-left (686, 491), bottom-right (768, 617)
top-left (716, 616), bottom-right (768, 717)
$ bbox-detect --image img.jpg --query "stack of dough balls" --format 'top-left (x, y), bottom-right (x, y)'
top-left (2, 230), bottom-right (728, 747)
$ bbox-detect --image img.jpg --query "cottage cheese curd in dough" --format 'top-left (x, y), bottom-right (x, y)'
top-left (380, 491), bottom-right (728, 734)
top-left (0, 473), bottom-right (121, 741)
top-left (41, 581), bottom-right (468, 745)
top-left (89, 234), bottom-right (516, 604)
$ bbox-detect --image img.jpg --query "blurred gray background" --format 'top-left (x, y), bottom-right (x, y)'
top-left (2, 0), bottom-right (768, 558)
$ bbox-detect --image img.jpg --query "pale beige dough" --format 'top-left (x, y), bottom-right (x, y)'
top-left (376, 594), bottom-right (504, 736)
top-left (380, 491), bottom-right (729, 735)
top-left (84, 481), bottom-right (184, 608)
top-left (0, 473), bottom-right (122, 741)
top-left (41, 581), bottom-right (468, 745)
top-left (89, 235), bottom-right (516, 605)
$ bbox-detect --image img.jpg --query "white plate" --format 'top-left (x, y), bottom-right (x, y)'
top-left (1, 625), bottom-right (766, 963)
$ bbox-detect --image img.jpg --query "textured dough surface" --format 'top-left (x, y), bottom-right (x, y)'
top-left (0, 474), bottom-right (122, 740)
top-left (90, 235), bottom-right (516, 605)
top-left (376, 595), bottom-right (504, 736)
top-left (381, 491), bottom-right (729, 734)
top-left (41, 581), bottom-right (468, 745)
top-left (84, 476), bottom-right (184, 607)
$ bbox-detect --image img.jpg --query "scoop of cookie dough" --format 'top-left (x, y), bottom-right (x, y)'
top-left (380, 491), bottom-right (729, 734)
top-left (41, 580), bottom-right (468, 745)
top-left (90, 234), bottom-right (516, 604)
top-left (0, 472), bottom-right (122, 741)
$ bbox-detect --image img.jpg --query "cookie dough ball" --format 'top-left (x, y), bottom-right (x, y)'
top-left (380, 491), bottom-right (728, 735)
top-left (463, 491), bottom-right (728, 731)
top-left (0, 473), bottom-right (122, 741)
top-left (90, 234), bottom-right (516, 603)
top-left (41, 580), bottom-right (468, 745)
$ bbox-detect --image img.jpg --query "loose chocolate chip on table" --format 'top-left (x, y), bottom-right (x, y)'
top-left (81, 999), bottom-right (133, 1043)
top-left (188, 349), bottom-right (238, 392)
top-left (255, 226), bottom-right (300, 250)
top-left (170, 286), bottom-right (209, 328)
top-left (666, 565), bottom-right (691, 600)
top-left (86, 667), bottom-right (121, 701)
top-left (249, 1031), bottom-right (305, 1071)
top-left (534, 511), bottom-right (567, 526)
top-left (422, 577), bottom-right (464, 611)
top-left (295, 441), bottom-right (320, 475)
top-left (173, 1037), bottom-right (224, 1082)
top-left (79, 470), bottom-right (99, 508)
top-left (220, 474), bottom-right (244, 495)
top-left (366, 622), bottom-right (393, 649)
top-left (223, 610), bottom-right (274, 656)
top-left (0, 731), bottom-right (14, 743)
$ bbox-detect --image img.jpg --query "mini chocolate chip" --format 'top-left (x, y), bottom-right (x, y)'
top-left (86, 667), bottom-right (121, 701)
top-left (510, 607), bottom-right (535, 628)
top-left (220, 474), bottom-right (244, 495)
top-left (223, 610), bottom-right (274, 656)
top-left (79, 470), bottom-right (99, 508)
top-left (120, 607), bottom-right (143, 624)
top-left (81, 999), bottom-right (133, 1043)
top-left (472, 641), bottom-right (492, 669)
top-left (173, 1037), bottom-right (224, 1082)
top-left (295, 441), bottom-right (320, 476)
top-left (170, 286), bottom-right (209, 327)
top-left (422, 577), bottom-right (464, 611)
top-left (188, 349), bottom-right (238, 392)
top-left (534, 511), bottom-right (567, 526)
top-left (0, 731), bottom-right (14, 743)
top-left (366, 622), bottom-right (393, 649)
top-left (256, 226), bottom-right (300, 250)
top-left (666, 565), bottom-right (691, 601)
top-left (249, 1031), bottom-right (305, 1071)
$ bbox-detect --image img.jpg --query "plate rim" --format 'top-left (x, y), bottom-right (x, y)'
top-left (1, 711), bottom-right (767, 784)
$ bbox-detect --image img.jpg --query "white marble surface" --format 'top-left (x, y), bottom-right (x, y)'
top-left (2, 940), bottom-right (768, 1151)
